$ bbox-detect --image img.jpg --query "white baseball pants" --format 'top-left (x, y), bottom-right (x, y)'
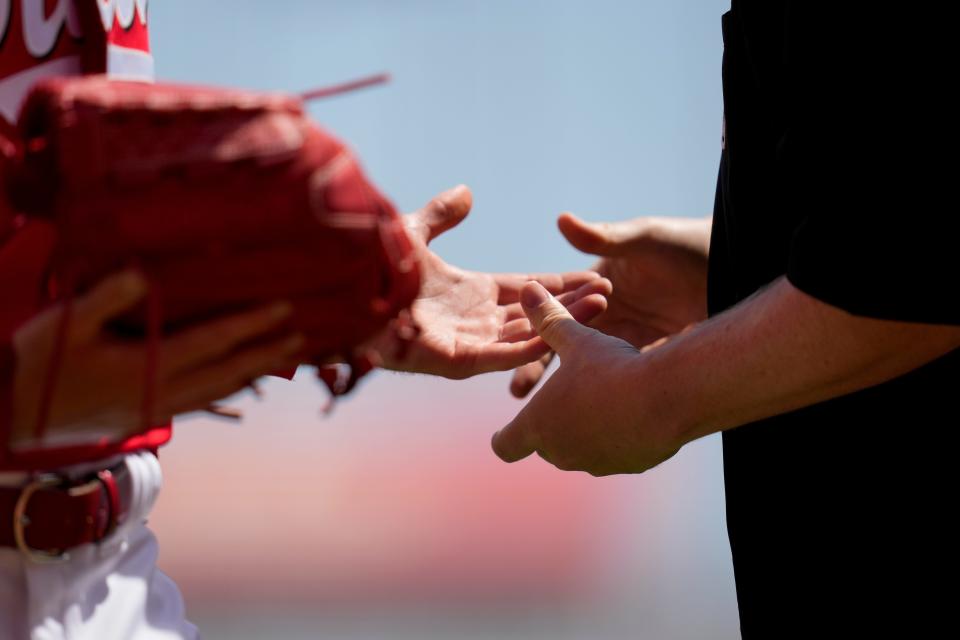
top-left (0, 451), bottom-right (198, 640)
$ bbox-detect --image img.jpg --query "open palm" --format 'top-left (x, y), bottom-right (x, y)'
top-left (369, 187), bottom-right (611, 379)
top-left (510, 212), bottom-right (711, 396)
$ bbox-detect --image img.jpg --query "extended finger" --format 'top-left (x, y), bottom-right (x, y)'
top-left (162, 302), bottom-right (294, 375)
top-left (466, 336), bottom-right (553, 376)
top-left (494, 270), bottom-right (600, 304)
top-left (502, 277), bottom-right (612, 322)
top-left (491, 408), bottom-right (540, 463)
top-left (519, 282), bottom-right (599, 357)
top-left (558, 212), bottom-right (652, 257)
top-left (500, 293), bottom-right (607, 343)
top-left (406, 185), bottom-right (473, 244)
top-left (502, 291), bottom-right (577, 324)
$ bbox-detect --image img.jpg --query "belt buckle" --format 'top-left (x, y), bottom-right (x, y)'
top-left (12, 468), bottom-right (123, 564)
top-left (13, 474), bottom-right (71, 563)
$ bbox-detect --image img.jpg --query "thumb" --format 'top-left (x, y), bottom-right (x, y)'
top-left (73, 269), bottom-right (149, 337)
top-left (520, 281), bottom-right (594, 356)
top-left (408, 184), bottom-right (473, 244)
top-left (557, 212), bottom-right (649, 257)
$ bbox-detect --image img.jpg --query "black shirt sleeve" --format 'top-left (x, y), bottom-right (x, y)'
top-left (780, 6), bottom-right (959, 325)
top-left (788, 215), bottom-right (958, 326)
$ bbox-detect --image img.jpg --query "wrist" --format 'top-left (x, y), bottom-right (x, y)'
top-left (630, 334), bottom-right (707, 449)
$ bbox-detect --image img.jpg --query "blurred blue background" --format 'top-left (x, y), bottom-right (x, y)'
top-left (149, 1), bottom-right (739, 639)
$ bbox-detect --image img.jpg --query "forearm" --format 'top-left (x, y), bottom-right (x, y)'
top-left (642, 277), bottom-right (960, 444)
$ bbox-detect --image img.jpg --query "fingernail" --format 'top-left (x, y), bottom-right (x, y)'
top-left (271, 302), bottom-right (294, 319)
top-left (521, 282), bottom-right (550, 309)
top-left (509, 381), bottom-right (529, 398)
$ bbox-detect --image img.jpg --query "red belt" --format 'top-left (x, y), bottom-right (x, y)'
top-left (0, 461), bottom-right (129, 563)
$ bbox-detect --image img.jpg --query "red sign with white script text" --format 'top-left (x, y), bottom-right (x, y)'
top-left (0, 0), bottom-right (152, 124)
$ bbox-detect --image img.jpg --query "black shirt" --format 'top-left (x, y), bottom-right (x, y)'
top-left (710, 3), bottom-right (958, 636)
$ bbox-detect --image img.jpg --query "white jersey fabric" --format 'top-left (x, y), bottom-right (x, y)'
top-left (0, 452), bottom-right (198, 640)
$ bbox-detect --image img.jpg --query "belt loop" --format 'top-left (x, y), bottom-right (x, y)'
top-left (98, 454), bottom-right (140, 558)
top-left (96, 468), bottom-right (121, 539)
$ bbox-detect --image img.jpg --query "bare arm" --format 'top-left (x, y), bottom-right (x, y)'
top-left (652, 277), bottom-right (960, 444)
top-left (491, 278), bottom-right (960, 475)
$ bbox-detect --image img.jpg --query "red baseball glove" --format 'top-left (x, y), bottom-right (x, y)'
top-left (3, 75), bottom-right (420, 417)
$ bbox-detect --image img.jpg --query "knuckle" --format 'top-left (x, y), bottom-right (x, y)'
top-left (539, 317), bottom-right (577, 347)
top-left (428, 196), bottom-right (451, 221)
top-left (538, 309), bottom-right (568, 335)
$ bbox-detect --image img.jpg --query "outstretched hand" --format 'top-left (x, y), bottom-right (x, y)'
top-left (492, 281), bottom-right (685, 476)
top-left (509, 213), bottom-right (711, 397)
top-left (368, 186), bottom-right (612, 379)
